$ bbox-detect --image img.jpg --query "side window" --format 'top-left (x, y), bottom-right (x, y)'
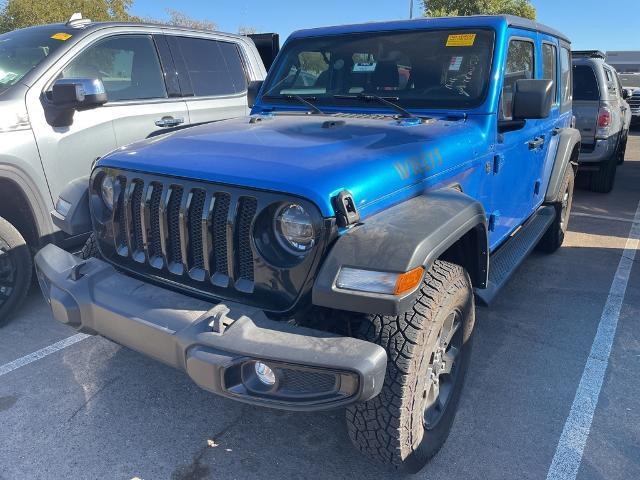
top-left (603, 67), bottom-right (617, 95)
top-left (542, 43), bottom-right (558, 104)
top-left (62, 35), bottom-right (167, 102)
top-left (174, 37), bottom-right (247, 97)
top-left (501, 39), bottom-right (534, 120)
top-left (560, 47), bottom-right (572, 111)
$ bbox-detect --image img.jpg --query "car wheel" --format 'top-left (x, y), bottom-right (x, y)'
top-left (537, 166), bottom-right (575, 253)
top-left (0, 217), bottom-right (32, 326)
top-left (617, 137), bottom-right (627, 165)
top-left (80, 233), bottom-right (100, 260)
top-left (346, 260), bottom-right (474, 472)
top-left (589, 145), bottom-right (618, 193)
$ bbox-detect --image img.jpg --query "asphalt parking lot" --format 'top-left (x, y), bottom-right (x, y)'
top-left (2, 131), bottom-right (640, 480)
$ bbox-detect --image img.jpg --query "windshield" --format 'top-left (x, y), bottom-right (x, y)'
top-left (0, 26), bottom-right (73, 93)
top-left (261, 29), bottom-right (495, 111)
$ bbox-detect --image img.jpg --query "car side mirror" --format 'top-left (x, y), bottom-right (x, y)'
top-left (247, 80), bottom-right (264, 108)
top-left (52, 78), bottom-right (108, 109)
top-left (622, 88), bottom-right (632, 100)
top-left (47, 78), bottom-right (107, 128)
top-left (512, 79), bottom-right (553, 120)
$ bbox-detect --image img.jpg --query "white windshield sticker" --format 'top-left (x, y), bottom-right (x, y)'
top-left (353, 62), bottom-right (377, 73)
top-left (449, 56), bottom-right (463, 71)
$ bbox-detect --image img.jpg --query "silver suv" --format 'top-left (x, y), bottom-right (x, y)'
top-left (572, 51), bottom-right (631, 193)
top-left (0, 16), bottom-right (267, 323)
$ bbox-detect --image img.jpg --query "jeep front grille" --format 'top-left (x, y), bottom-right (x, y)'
top-left (629, 92), bottom-right (640, 109)
top-left (112, 175), bottom-right (257, 285)
top-left (91, 168), bottom-right (329, 313)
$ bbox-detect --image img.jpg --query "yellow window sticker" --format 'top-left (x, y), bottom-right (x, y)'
top-left (446, 34), bottom-right (476, 47)
top-left (51, 32), bottom-right (72, 41)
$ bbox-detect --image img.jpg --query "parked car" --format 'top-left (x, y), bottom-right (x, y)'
top-left (36, 15), bottom-right (579, 472)
top-left (621, 73), bottom-right (640, 123)
top-left (572, 51), bottom-right (631, 192)
top-left (0, 14), bottom-right (269, 324)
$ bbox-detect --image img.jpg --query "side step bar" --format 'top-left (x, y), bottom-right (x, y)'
top-left (475, 206), bottom-right (556, 306)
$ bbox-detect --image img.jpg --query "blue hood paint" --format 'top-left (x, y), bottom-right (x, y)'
top-left (99, 114), bottom-right (490, 218)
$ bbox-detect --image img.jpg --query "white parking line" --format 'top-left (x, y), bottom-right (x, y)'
top-left (571, 211), bottom-right (636, 224)
top-left (547, 199), bottom-right (640, 480)
top-left (0, 333), bottom-right (90, 377)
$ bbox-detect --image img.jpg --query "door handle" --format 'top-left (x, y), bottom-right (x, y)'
top-left (155, 116), bottom-right (184, 128)
top-left (528, 136), bottom-right (545, 150)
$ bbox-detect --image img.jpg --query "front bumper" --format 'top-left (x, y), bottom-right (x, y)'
top-left (35, 244), bottom-right (387, 411)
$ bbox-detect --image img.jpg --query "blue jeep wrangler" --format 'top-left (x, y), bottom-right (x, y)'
top-left (35, 15), bottom-right (579, 471)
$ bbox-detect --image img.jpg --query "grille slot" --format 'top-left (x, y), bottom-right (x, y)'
top-left (237, 197), bottom-right (257, 281)
top-left (166, 186), bottom-right (184, 269)
top-left (131, 181), bottom-right (144, 252)
top-left (115, 177), bottom-right (128, 256)
top-left (188, 189), bottom-right (206, 271)
top-left (148, 183), bottom-right (164, 264)
top-left (212, 192), bottom-right (231, 277)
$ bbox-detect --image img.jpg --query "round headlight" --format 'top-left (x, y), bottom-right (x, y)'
top-left (274, 204), bottom-right (315, 254)
top-left (101, 175), bottom-right (115, 210)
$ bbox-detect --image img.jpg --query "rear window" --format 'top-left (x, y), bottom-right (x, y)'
top-left (573, 65), bottom-right (599, 101)
top-left (174, 37), bottom-right (247, 97)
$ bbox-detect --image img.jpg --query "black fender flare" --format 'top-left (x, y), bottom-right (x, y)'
top-left (50, 175), bottom-right (91, 236)
top-left (545, 127), bottom-right (580, 203)
top-left (312, 188), bottom-right (488, 316)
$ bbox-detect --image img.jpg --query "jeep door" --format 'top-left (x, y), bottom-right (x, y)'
top-left (532, 36), bottom-right (571, 210)
top-left (492, 34), bottom-right (541, 246)
top-left (27, 31), bottom-right (190, 202)
top-left (165, 35), bottom-right (249, 125)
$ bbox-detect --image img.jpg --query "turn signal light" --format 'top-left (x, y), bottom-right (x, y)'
top-left (394, 266), bottom-right (425, 295)
top-left (336, 266), bottom-right (425, 296)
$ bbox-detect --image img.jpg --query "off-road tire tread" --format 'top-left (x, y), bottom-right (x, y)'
top-left (345, 261), bottom-right (472, 470)
top-left (80, 233), bottom-right (100, 260)
top-left (0, 217), bottom-right (32, 325)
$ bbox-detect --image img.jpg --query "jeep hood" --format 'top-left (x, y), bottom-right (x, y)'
top-left (99, 114), bottom-right (485, 218)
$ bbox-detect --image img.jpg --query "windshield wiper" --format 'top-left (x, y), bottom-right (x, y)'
top-left (333, 94), bottom-right (418, 120)
top-left (263, 94), bottom-right (324, 115)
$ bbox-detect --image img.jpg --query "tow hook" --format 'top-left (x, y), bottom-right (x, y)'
top-left (69, 261), bottom-right (89, 281)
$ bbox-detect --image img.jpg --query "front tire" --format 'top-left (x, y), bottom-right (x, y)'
top-left (0, 217), bottom-right (32, 325)
top-left (80, 233), bottom-right (100, 260)
top-left (346, 261), bottom-right (475, 472)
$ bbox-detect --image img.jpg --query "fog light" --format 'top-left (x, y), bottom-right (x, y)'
top-left (255, 361), bottom-right (276, 386)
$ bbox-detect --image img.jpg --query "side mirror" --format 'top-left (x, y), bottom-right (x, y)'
top-left (47, 78), bottom-right (107, 127)
top-left (52, 78), bottom-right (107, 110)
top-left (512, 79), bottom-right (553, 120)
top-left (622, 88), bottom-right (632, 100)
top-left (247, 80), bottom-right (264, 108)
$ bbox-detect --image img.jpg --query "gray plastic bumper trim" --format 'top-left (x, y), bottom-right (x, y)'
top-left (34, 244), bottom-right (387, 411)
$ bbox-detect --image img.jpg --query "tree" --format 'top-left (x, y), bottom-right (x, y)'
top-left (157, 8), bottom-right (217, 31)
top-left (238, 25), bottom-right (258, 35)
top-left (0, 0), bottom-right (136, 33)
top-left (423, 0), bottom-right (536, 20)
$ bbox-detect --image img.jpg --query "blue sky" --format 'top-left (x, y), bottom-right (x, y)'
top-left (131, 0), bottom-right (640, 51)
